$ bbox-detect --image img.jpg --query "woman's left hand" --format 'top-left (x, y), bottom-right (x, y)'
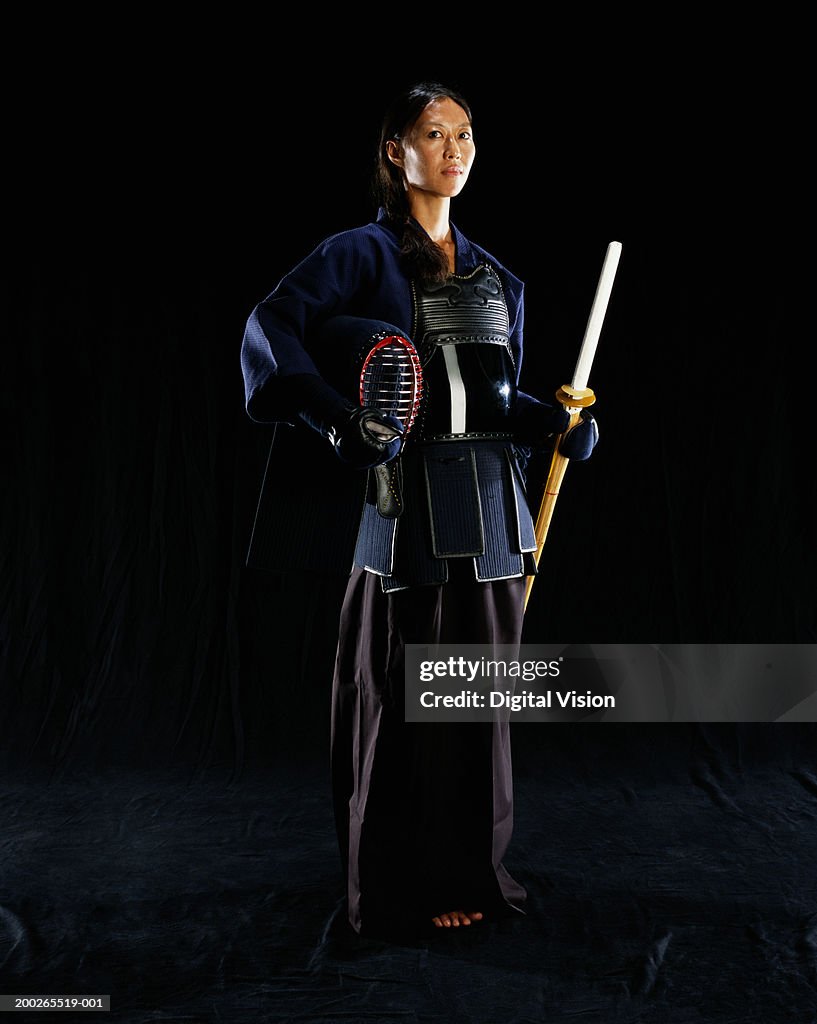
top-left (558, 410), bottom-right (599, 461)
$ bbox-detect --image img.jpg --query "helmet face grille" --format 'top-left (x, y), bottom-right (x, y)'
top-left (360, 336), bottom-right (423, 436)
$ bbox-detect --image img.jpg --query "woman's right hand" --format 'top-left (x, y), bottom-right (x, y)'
top-left (291, 374), bottom-right (402, 468)
top-left (330, 407), bottom-right (404, 469)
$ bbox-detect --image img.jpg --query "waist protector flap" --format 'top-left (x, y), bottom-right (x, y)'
top-left (423, 446), bottom-right (483, 557)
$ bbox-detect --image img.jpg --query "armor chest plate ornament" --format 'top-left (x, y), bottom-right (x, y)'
top-left (411, 264), bottom-right (517, 441)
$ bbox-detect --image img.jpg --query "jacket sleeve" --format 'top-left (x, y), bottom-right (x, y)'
top-left (507, 277), bottom-right (571, 442)
top-left (240, 230), bottom-right (376, 424)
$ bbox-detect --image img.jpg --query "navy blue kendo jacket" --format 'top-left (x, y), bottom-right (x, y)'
top-left (240, 210), bottom-right (557, 576)
top-left (240, 209), bottom-right (554, 424)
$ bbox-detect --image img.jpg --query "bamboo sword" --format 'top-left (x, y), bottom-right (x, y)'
top-left (524, 241), bottom-right (623, 611)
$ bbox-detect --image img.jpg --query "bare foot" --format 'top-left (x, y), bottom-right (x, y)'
top-left (431, 910), bottom-right (484, 929)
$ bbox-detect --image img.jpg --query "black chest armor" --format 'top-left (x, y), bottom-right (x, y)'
top-left (411, 264), bottom-right (517, 441)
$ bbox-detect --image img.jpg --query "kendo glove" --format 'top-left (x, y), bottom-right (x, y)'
top-left (558, 410), bottom-right (599, 461)
top-left (330, 406), bottom-right (403, 469)
top-left (291, 373), bottom-right (403, 469)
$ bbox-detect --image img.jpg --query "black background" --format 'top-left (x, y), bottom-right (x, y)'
top-left (3, 34), bottom-right (816, 1022)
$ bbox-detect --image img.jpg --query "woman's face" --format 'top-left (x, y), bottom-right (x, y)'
top-left (388, 97), bottom-right (475, 201)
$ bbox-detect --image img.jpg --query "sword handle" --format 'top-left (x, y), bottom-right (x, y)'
top-left (523, 385), bottom-right (596, 611)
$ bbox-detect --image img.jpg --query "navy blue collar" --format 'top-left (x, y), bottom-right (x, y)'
top-left (375, 207), bottom-right (476, 275)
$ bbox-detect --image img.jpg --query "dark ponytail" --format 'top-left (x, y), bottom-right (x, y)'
top-left (373, 82), bottom-right (473, 286)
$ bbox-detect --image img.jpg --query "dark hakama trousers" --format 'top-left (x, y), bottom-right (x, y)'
top-left (330, 565), bottom-right (528, 938)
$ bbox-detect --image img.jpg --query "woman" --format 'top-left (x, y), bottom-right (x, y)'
top-left (241, 82), bottom-right (597, 938)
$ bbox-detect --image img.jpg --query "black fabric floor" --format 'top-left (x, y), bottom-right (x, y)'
top-left (3, 729), bottom-right (817, 1023)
